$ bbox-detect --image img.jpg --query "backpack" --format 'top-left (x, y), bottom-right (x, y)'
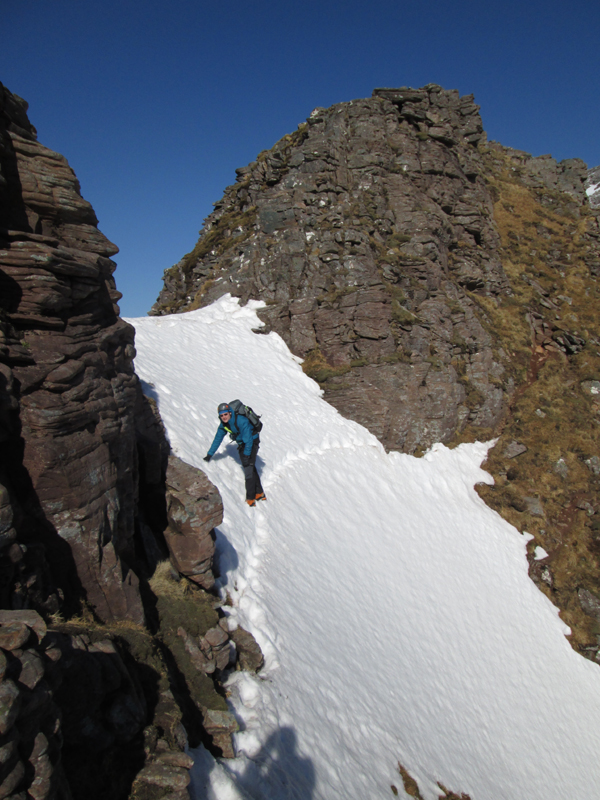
top-left (228, 399), bottom-right (263, 433)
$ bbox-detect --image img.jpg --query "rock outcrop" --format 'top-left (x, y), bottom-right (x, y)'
top-left (0, 607), bottom-right (200, 800)
top-left (0, 611), bottom-right (69, 800)
top-left (152, 85), bottom-right (515, 451)
top-left (0, 82), bottom-right (143, 623)
top-left (164, 455), bottom-right (222, 590)
top-left (151, 87), bottom-right (598, 455)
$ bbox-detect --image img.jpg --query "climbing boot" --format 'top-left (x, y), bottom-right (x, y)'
top-left (255, 492), bottom-right (267, 502)
top-left (246, 498), bottom-right (256, 507)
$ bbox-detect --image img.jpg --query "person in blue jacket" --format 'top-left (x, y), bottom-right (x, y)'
top-left (203, 403), bottom-right (266, 507)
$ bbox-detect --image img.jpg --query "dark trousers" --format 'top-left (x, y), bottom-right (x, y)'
top-left (238, 438), bottom-right (263, 500)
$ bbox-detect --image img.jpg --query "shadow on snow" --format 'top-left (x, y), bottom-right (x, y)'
top-left (190, 726), bottom-right (316, 800)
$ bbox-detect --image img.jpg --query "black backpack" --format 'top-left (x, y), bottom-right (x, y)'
top-left (228, 399), bottom-right (263, 433)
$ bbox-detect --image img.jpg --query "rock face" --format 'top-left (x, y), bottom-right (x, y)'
top-left (0, 83), bottom-right (143, 622)
top-left (0, 83), bottom-right (224, 628)
top-left (150, 85), bottom-right (542, 451)
top-left (151, 87), bottom-right (596, 456)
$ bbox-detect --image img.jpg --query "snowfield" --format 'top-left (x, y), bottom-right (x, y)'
top-left (129, 295), bottom-right (600, 800)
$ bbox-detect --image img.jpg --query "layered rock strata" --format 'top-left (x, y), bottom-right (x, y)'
top-left (0, 83), bottom-right (142, 622)
top-left (152, 88), bottom-right (595, 455)
top-left (152, 85), bottom-right (517, 451)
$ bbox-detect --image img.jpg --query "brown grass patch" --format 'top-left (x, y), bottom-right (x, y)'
top-left (302, 347), bottom-right (352, 383)
top-left (464, 149), bottom-right (600, 655)
top-left (396, 763), bottom-right (472, 800)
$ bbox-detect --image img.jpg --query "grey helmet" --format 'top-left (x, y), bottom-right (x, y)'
top-left (217, 403), bottom-right (231, 416)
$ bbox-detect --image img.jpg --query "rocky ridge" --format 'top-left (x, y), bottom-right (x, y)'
top-left (0, 82), bottom-right (263, 799)
top-left (152, 87), bottom-right (600, 659)
top-left (152, 85), bottom-right (591, 454)
top-left (153, 85), bottom-right (511, 451)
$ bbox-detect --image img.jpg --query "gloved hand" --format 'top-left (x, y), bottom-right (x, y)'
top-left (240, 452), bottom-right (251, 467)
top-left (203, 454), bottom-right (211, 462)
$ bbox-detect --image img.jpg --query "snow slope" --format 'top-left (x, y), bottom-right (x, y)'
top-left (130, 296), bottom-right (600, 800)
top-left (586, 165), bottom-right (600, 208)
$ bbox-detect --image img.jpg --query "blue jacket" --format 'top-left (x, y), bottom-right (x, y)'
top-left (208, 411), bottom-right (258, 458)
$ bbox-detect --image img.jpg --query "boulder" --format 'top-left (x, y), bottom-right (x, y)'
top-left (524, 497), bottom-right (545, 517)
top-left (578, 588), bottom-right (600, 622)
top-left (0, 624), bottom-right (30, 653)
top-left (0, 682), bottom-right (21, 736)
top-left (164, 455), bottom-right (222, 588)
top-left (201, 708), bottom-right (238, 759)
top-left (230, 626), bottom-right (264, 673)
top-left (503, 441), bottom-right (528, 459)
top-left (134, 763), bottom-right (190, 792)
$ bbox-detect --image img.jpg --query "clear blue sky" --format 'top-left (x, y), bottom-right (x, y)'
top-left (3, 0), bottom-right (599, 317)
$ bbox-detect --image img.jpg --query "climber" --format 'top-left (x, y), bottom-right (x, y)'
top-left (203, 403), bottom-right (266, 507)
